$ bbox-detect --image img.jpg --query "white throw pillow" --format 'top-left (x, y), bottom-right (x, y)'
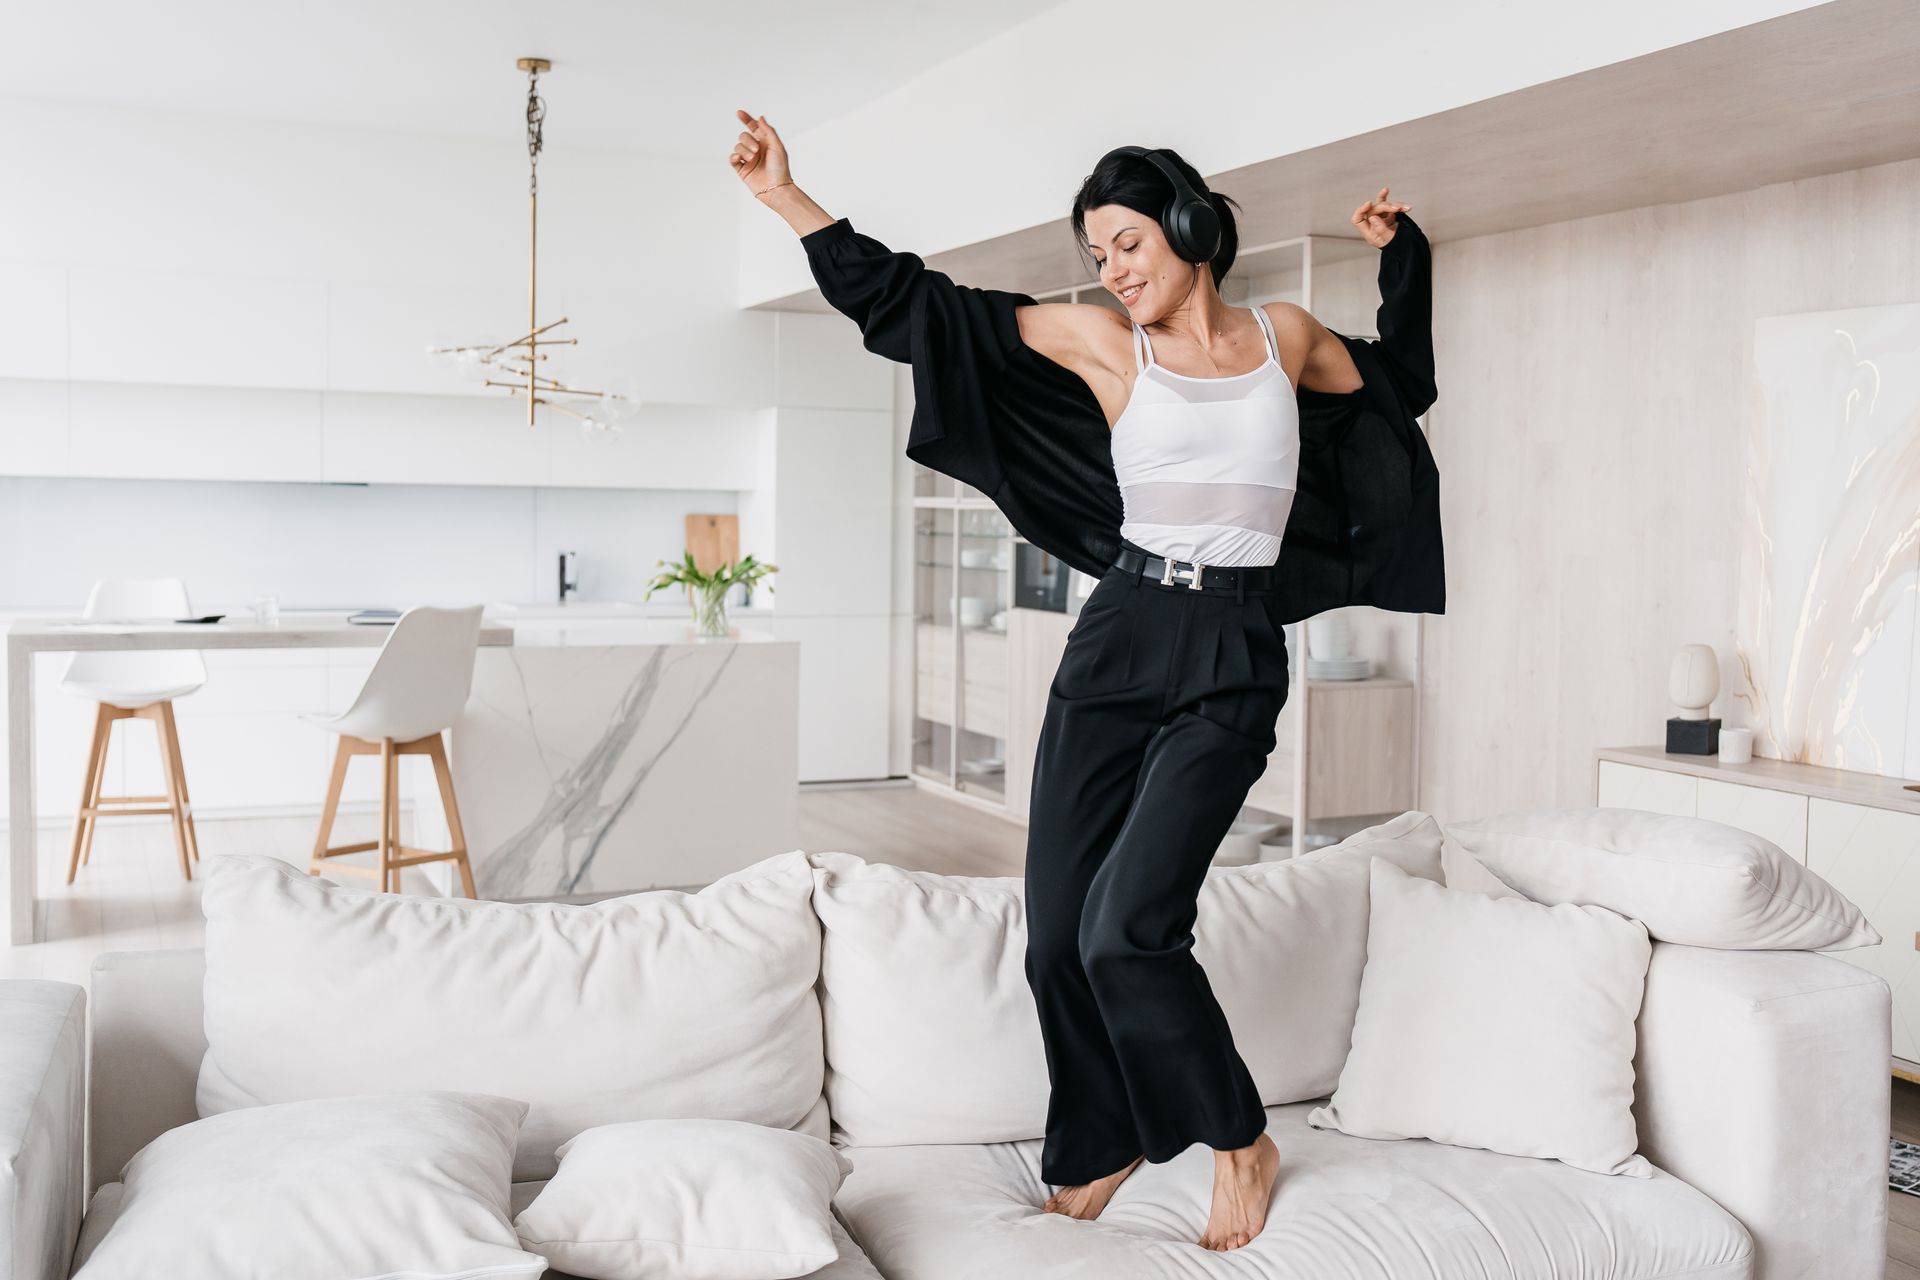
top-left (69, 1091), bottom-right (542, 1280)
top-left (1444, 806), bottom-right (1880, 949)
top-left (1307, 858), bottom-right (1655, 1177)
top-left (196, 850), bottom-right (825, 1181)
top-left (809, 809), bottom-right (1445, 1146)
top-left (513, 1118), bottom-right (852, 1280)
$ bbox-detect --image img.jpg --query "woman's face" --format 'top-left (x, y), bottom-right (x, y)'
top-left (1084, 203), bottom-right (1191, 321)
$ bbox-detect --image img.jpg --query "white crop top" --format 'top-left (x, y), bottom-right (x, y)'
top-left (1110, 305), bottom-right (1302, 568)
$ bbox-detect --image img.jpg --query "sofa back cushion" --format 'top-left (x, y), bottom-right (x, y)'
top-left (808, 810), bottom-right (1445, 1147)
top-left (1444, 806), bottom-right (1881, 950)
top-left (196, 851), bottom-right (825, 1182)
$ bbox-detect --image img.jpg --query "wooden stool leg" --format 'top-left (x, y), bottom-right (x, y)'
top-left (426, 734), bottom-right (477, 899)
top-left (310, 737), bottom-right (352, 875)
top-left (147, 705), bottom-right (192, 882)
top-left (66, 703), bottom-right (112, 885)
top-left (378, 737), bottom-right (398, 893)
top-left (78, 710), bottom-right (116, 870)
top-left (159, 701), bottom-right (200, 864)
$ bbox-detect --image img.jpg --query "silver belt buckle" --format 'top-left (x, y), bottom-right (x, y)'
top-left (1158, 556), bottom-right (1206, 589)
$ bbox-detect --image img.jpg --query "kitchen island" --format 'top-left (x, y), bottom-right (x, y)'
top-left (431, 617), bottom-right (799, 901)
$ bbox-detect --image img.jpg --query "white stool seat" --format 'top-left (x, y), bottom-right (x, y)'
top-left (62, 677), bottom-right (207, 709)
top-left (57, 579), bottom-right (207, 710)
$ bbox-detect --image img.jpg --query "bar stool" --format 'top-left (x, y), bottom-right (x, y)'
top-left (303, 605), bottom-right (484, 896)
top-left (61, 578), bottom-right (207, 884)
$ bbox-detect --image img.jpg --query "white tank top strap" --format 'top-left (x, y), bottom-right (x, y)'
top-left (1251, 304), bottom-right (1279, 364)
top-left (1134, 310), bottom-right (1277, 375)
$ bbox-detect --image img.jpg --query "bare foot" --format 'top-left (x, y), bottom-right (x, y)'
top-left (1043, 1153), bottom-right (1145, 1220)
top-left (1198, 1131), bottom-right (1280, 1250)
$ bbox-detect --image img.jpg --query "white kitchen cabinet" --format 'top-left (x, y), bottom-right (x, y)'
top-left (67, 265), bottom-right (329, 390)
top-left (68, 382), bottom-right (324, 483)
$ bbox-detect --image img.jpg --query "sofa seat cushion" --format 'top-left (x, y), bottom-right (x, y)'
top-left (830, 1103), bottom-right (1754, 1280)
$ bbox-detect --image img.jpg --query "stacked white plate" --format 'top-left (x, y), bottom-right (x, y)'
top-left (1306, 656), bottom-right (1372, 680)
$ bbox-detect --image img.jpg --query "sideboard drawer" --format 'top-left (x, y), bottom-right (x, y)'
top-left (1596, 760), bottom-right (1697, 815)
top-left (1806, 797), bottom-right (1917, 1065)
top-left (1698, 777), bottom-right (1808, 863)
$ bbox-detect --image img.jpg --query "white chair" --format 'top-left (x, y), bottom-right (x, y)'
top-left (302, 605), bottom-right (483, 896)
top-left (60, 578), bottom-right (207, 885)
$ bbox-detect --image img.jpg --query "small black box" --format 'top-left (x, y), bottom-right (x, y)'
top-left (1666, 717), bottom-right (1721, 755)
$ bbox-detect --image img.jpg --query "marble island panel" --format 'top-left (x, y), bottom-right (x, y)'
top-left (430, 627), bottom-right (800, 900)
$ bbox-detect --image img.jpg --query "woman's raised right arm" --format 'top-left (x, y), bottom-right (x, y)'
top-left (733, 109), bottom-right (926, 362)
top-left (730, 109), bottom-right (1110, 383)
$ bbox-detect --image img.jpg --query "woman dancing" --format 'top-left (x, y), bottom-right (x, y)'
top-left (732, 108), bottom-right (1436, 1253)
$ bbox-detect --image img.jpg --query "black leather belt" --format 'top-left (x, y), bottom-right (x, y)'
top-left (1113, 544), bottom-right (1277, 591)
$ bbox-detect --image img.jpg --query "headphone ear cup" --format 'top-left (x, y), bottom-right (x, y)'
top-left (1172, 198), bottom-right (1221, 263)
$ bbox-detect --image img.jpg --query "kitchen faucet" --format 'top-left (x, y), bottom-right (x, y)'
top-left (558, 551), bottom-right (580, 603)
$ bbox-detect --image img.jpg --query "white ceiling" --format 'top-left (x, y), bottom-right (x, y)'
top-left (1, 0), bottom-right (1066, 155)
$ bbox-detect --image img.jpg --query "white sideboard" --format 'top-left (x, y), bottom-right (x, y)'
top-left (1596, 745), bottom-right (1920, 1078)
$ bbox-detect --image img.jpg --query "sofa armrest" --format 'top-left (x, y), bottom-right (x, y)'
top-left (86, 949), bottom-right (206, 1199)
top-left (0, 981), bottom-right (86, 1280)
top-left (1633, 943), bottom-right (1888, 1280)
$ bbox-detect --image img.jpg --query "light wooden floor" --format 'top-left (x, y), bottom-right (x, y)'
top-left (10, 780), bottom-right (1912, 1272)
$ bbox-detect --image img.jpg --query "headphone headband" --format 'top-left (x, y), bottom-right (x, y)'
top-left (1096, 145), bottom-right (1222, 265)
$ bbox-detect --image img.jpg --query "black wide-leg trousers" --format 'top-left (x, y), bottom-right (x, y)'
top-left (1023, 539), bottom-right (1291, 1188)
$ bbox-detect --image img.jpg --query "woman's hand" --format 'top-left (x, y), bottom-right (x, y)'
top-left (1352, 187), bottom-right (1411, 248)
top-left (730, 109), bottom-right (791, 198)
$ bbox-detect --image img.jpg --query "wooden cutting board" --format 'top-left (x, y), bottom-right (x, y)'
top-left (685, 514), bottom-right (739, 574)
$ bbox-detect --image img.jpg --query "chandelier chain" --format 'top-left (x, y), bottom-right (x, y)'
top-left (525, 65), bottom-right (546, 196)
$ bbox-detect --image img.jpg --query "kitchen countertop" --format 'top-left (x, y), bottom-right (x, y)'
top-left (1, 602), bottom-right (785, 648)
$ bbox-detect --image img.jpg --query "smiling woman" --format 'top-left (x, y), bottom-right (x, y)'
top-left (735, 111), bottom-right (1443, 1250)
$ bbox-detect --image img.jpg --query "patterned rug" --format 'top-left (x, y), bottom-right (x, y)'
top-left (1891, 1139), bottom-right (1920, 1195)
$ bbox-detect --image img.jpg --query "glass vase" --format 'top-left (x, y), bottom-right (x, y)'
top-left (692, 583), bottom-right (731, 637)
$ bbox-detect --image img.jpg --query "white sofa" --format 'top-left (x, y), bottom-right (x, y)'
top-left (0, 814), bottom-right (1892, 1280)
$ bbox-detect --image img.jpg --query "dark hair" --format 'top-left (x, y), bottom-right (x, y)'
top-left (1070, 147), bottom-right (1243, 287)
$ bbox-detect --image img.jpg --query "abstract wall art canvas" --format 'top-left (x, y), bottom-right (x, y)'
top-left (1737, 303), bottom-right (1920, 777)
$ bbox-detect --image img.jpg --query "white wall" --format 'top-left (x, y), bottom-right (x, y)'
top-left (1421, 155), bottom-right (1920, 822)
top-left (738, 0), bottom-right (1827, 304)
top-left (0, 96), bottom-right (769, 403)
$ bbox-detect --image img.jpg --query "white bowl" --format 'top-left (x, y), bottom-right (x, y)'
top-left (1214, 817), bottom-right (1284, 866)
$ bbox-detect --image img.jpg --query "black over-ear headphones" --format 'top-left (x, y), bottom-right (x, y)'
top-left (1098, 145), bottom-right (1221, 265)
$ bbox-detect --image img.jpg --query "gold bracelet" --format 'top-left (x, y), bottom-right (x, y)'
top-left (755, 179), bottom-right (794, 198)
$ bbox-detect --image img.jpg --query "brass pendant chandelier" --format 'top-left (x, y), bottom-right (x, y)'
top-left (429, 57), bottom-right (634, 432)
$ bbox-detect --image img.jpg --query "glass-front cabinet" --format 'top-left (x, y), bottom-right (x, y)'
top-left (912, 493), bottom-right (1012, 800)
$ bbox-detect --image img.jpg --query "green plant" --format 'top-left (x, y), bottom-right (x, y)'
top-left (642, 551), bottom-right (777, 600)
